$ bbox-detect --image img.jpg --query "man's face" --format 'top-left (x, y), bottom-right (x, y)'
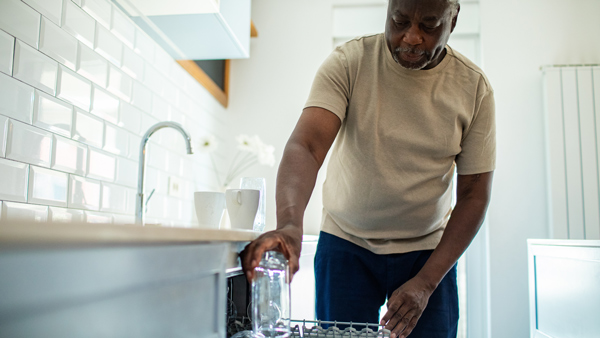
top-left (385, 0), bottom-right (459, 70)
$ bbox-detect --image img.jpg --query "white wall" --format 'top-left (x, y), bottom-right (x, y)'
top-left (0, 0), bottom-right (229, 225)
top-left (228, 0), bottom-right (335, 234)
top-left (479, 0), bottom-right (600, 337)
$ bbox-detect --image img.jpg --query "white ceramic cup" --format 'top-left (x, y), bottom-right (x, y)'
top-left (194, 191), bottom-right (226, 228)
top-left (226, 189), bottom-right (260, 230)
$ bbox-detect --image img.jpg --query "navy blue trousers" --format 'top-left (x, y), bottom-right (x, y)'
top-left (314, 232), bottom-right (458, 338)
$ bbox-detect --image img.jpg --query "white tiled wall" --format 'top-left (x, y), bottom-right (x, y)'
top-left (0, 0), bottom-right (229, 225)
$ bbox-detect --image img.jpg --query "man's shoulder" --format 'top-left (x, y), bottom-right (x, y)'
top-left (335, 33), bottom-right (383, 58)
top-left (446, 46), bottom-right (492, 91)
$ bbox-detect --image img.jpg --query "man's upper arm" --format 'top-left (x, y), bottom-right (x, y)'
top-left (288, 107), bottom-right (342, 166)
top-left (456, 171), bottom-right (494, 202)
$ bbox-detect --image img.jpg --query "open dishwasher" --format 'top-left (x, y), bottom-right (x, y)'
top-left (225, 248), bottom-right (391, 338)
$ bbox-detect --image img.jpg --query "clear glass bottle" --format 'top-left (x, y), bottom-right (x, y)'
top-left (252, 251), bottom-right (291, 338)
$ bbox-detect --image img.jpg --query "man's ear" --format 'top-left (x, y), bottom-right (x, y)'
top-left (450, 4), bottom-right (460, 33)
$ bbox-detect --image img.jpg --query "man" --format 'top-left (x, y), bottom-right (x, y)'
top-left (242, 0), bottom-right (495, 337)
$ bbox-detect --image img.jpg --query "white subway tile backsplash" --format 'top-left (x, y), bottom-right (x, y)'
top-left (128, 133), bottom-right (140, 161)
top-left (144, 167), bottom-right (164, 195)
top-left (81, 0), bottom-right (111, 29)
top-left (169, 107), bottom-right (186, 126)
top-left (22, 0), bottom-right (63, 26)
top-left (143, 65), bottom-right (164, 97)
top-left (110, 7), bottom-right (134, 49)
top-left (39, 17), bottom-right (78, 70)
top-left (49, 206), bottom-right (85, 222)
top-left (0, 0), bottom-right (41, 48)
top-left (147, 143), bottom-right (167, 171)
top-left (52, 134), bottom-right (87, 175)
top-left (62, 0), bottom-right (95, 48)
top-left (0, 29), bottom-right (14, 76)
top-left (165, 196), bottom-right (183, 221)
top-left (6, 120), bottom-right (52, 167)
top-left (0, 158), bottom-right (29, 202)
top-left (163, 82), bottom-right (178, 107)
top-left (177, 93), bottom-right (191, 115)
top-left (121, 46), bottom-right (144, 80)
top-left (146, 193), bottom-right (166, 219)
top-left (125, 187), bottom-right (136, 215)
top-left (87, 146), bottom-right (115, 181)
top-left (107, 65), bottom-right (132, 101)
top-left (72, 108), bottom-right (103, 148)
top-left (0, 115), bottom-right (7, 157)
top-left (84, 210), bottom-right (112, 223)
top-left (153, 48), bottom-right (173, 77)
top-left (170, 153), bottom-right (185, 177)
top-left (140, 115), bottom-right (159, 143)
top-left (28, 165), bottom-right (69, 207)
top-left (77, 42), bottom-right (108, 87)
top-left (33, 90), bottom-right (73, 137)
top-left (0, 0), bottom-right (225, 226)
top-left (1, 201), bottom-right (48, 222)
top-left (91, 85), bottom-right (119, 124)
top-left (113, 213), bottom-right (134, 224)
top-left (0, 72), bottom-right (35, 124)
top-left (101, 182), bottom-right (128, 213)
top-left (183, 200), bottom-right (195, 224)
top-left (13, 40), bottom-right (58, 95)
top-left (103, 122), bottom-right (128, 156)
top-left (131, 82), bottom-right (153, 112)
top-left (133, 29), bottom-right (154, 63)
top-left (115, 156), bottom-right (137, 188)
top-left (57, 65), bottom-right (92, 111)
top-left (118, 102), bottom-right (141, 135)
top-left (151, 95), bottom-right (170, 121)
top-left (94, 24), bottom-right (122, 66)
top-left (68, 174), bottom-right (100, 210)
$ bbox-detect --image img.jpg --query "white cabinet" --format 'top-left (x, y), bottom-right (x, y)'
top-left (119, 0), bottom-right (251, 60)
top-left (0, 243), bottom-right (230, 337)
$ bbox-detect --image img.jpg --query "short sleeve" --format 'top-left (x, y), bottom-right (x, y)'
top-left (304, 47), bottom-right (350, 122)
top-left (455, 88), bottom-right (496, 175)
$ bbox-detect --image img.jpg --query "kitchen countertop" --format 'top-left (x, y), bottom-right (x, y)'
top-left (0, 220), bottom-right (262, 245)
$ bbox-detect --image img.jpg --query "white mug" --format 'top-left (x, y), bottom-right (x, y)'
top-left (194, 191), bottom-right (226, 228)
top-left (226, 189), bottom-right (260, 230)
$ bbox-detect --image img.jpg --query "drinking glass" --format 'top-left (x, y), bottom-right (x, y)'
top-left (239, 177), bottom-right (266, 232)
top-left (252, 251), bottom-right (290, 338)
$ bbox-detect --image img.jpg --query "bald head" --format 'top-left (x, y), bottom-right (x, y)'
top-left (385, 0), bottom-right (460, 70)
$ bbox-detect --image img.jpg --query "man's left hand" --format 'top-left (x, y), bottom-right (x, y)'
top-left (380, 275), bottom-right (436, 338)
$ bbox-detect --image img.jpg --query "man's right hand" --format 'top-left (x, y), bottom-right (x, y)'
top-left (240, 224), bottom-right (303, 281)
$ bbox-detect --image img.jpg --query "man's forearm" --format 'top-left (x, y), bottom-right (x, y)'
top-left (275, 141), bottom-right (322, 231)
top-left (416, 172), bottom-right (493, 290)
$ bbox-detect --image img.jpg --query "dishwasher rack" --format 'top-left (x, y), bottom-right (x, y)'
top-left (290, 319), bottom-right (391, 338)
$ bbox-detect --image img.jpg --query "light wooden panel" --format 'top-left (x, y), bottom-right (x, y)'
top-left (544, 69), bottom-right (569, 239)
top-left (176, 60), bottom-right (229, 108)
top-left (561, 69), bottom-right (585, 239)
top-left (577, 68), bottom-right (600, 240)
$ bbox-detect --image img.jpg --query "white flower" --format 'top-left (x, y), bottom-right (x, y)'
top-left (196, 135), bottom-right (218, 153)
top-left (257, 144), bottom-right (275, 167)
top-left (235, 134), bottom-right (256, 152)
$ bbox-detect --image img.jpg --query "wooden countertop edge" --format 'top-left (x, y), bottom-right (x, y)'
top-left (0, 221), bottom-right (261, 244)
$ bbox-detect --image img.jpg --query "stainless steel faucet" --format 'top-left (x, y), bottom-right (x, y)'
top-left (136, 122), bottom-right (193, 225)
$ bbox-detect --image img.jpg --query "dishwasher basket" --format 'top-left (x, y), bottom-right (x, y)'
top-left (290, 319), bottom-right (390, 338)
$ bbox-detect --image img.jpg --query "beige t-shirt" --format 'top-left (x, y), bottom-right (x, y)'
top-left (304, 33), bottom-right (496, 255)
